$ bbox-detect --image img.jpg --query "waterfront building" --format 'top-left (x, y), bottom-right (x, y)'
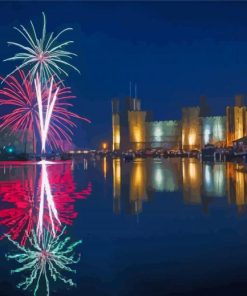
top-left (146, 120), bottom-right (181, 149)
top-left (112, 94), bottom-right (246, 151)
top-left (181, 107), bottom-right (201, 150)
top-left (226, 95), bottom-right (247, 146)
top-left (112, 97), bottom-right (150, 151)
top-left (112, 96), bottom-right (180, 150)
top-left (201, 116), bottom-right (226, 147)
top-left (112, 99), bottom-right (121, 151)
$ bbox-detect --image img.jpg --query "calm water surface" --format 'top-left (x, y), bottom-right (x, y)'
top-left (0, 158), bottom-right (247, 296)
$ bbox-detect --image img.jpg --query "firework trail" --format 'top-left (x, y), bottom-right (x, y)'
top-left (35, 76), bottom-right (59, 153)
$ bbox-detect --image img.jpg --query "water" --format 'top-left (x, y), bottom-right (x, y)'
top-left (0, 157), bottom-right (247, 296)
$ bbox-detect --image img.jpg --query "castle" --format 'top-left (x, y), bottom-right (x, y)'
top-left (112, 94), bottom-right (246, 151)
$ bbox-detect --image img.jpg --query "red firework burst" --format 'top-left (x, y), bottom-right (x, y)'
top-left (0, 70), bottom-right (90, 152)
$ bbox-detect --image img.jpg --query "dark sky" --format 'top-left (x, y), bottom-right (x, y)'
top-left (1, 1), bottom-right (247, 148)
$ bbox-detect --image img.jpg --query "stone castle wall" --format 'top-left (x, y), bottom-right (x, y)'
top-left (145, 120), bottom-right (181, 149)
top-left (226, 106), bottom-right (247, 146)
top-left (182, 107), bottom-right (201, 150)
top-left (112, 97), bottom-right (247, 151)
top-left (201, 116), bottom-right (226, 146)
top-left (128, 111), bottom-right (147, 150)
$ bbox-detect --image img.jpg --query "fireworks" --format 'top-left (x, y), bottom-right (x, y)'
top-left (0, 70), bottom-right (90, 152)
top-left (35, 76), bottom-right (59, 153)
top-left (6, 227), bottom-right (82, 296)
top-left (0, 13), bottom-right (89, 295)
top-left (1, 12), bottom-right (90, 154)
top-left (4, 12), bottom-right (80, 85)
top-left (0, 162), bottom-right (92, 245)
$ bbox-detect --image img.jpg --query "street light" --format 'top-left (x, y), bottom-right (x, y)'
top-left (102, 142), bottom-right (108, 150)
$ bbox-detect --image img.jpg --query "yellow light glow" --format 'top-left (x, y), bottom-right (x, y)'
top-left (112, 158), bottom-right (121, 213)
top-left (103, 156), bottom-right (107, 179)
top-left (134, 126), bottom-right (142, 143)
top-left (128, 111), bottom-right (146, 150)
top-left (102, 142), bottom-right (108, 150)
top-left (188, 162), bottom-right (197, 181)
top-left (182, 159), bottom-right (201, 204)
top-left (113, 158), bottom-right (121, 205)
top-left (130, 160), bottom-right (147, 213)
top-left (235, 171), bottom-right (245, 206)
top-left (188, 132), bottom-right (196, 146)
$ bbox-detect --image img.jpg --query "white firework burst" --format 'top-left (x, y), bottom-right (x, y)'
top-left (4, 12), bottom-right (80, 85)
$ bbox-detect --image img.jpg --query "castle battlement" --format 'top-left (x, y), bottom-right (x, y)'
top-left (202, 116), bottom-right (226, 120)
top-left (146, 120), bottom-right (180, 125)
top-left (112, 96), bottom-right (247, 151)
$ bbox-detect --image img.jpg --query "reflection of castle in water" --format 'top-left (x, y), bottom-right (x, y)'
top-left (112, 158), bottom-right (247, 215)
top-left (227, 163), bottom-right (247, 214)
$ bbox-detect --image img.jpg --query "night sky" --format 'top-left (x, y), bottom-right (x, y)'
top-left (1, 1), bottom-right (247, 148)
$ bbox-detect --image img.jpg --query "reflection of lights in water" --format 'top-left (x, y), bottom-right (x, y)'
top-left (152, 160), bottom-right (179, 192)
top-left (71, 160), bottom-right (74, 171)
top-left (236, 171), bottom-right (245, 206)
top-left (204, 165), bottom-right (211, 187)
top-left (103, 157), bottom-right (107, 180)
top-left (37, 161), bottom-right (61, 240)
top-left (203, 164), bottom-right (225, 197)
top-left (214, 165), bottom-right (225, 195)
top-left (0, 163), bottom-right (92, 245)
top-left (150, 160), bottom-right (180, 193)
top-left (6, 227), bottom-right (81, 296)
top-left (113, 159), bottom-right (121, 198)
top-left (130, 160), bottom-right (147, 214)
top-left (152, 162), bottom-right (165, 192)
top-left (133, 162), bottom-right (142, 188)
top-left (182, 159), bottom-right (201, 204)
top-left (112, 158), bottom-right (121, 213)
top-left (188, 162), bottom-right (197, 181)
top-left (155, 167), bottom-right (163, 189)
top-left (83, 158), bottom-right (88, 170)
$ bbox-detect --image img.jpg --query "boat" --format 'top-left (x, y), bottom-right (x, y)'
top-left (201, 144), bottom-right (216, 161)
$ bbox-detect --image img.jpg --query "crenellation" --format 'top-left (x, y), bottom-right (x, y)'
top-left (112, 96), bottom-right (247, 151)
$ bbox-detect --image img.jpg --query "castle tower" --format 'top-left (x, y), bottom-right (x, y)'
top-left (112, 98), bottom-right (120, 150)
top-left (182, 107), bottom-right (201, 150)
top-left (226, 94), bottom-right (247, 146)
top-left (112, 94), bottom-right (148, 151)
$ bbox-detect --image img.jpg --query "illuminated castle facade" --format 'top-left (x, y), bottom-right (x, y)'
top-left (112, 95), bottom-right (246, 151)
